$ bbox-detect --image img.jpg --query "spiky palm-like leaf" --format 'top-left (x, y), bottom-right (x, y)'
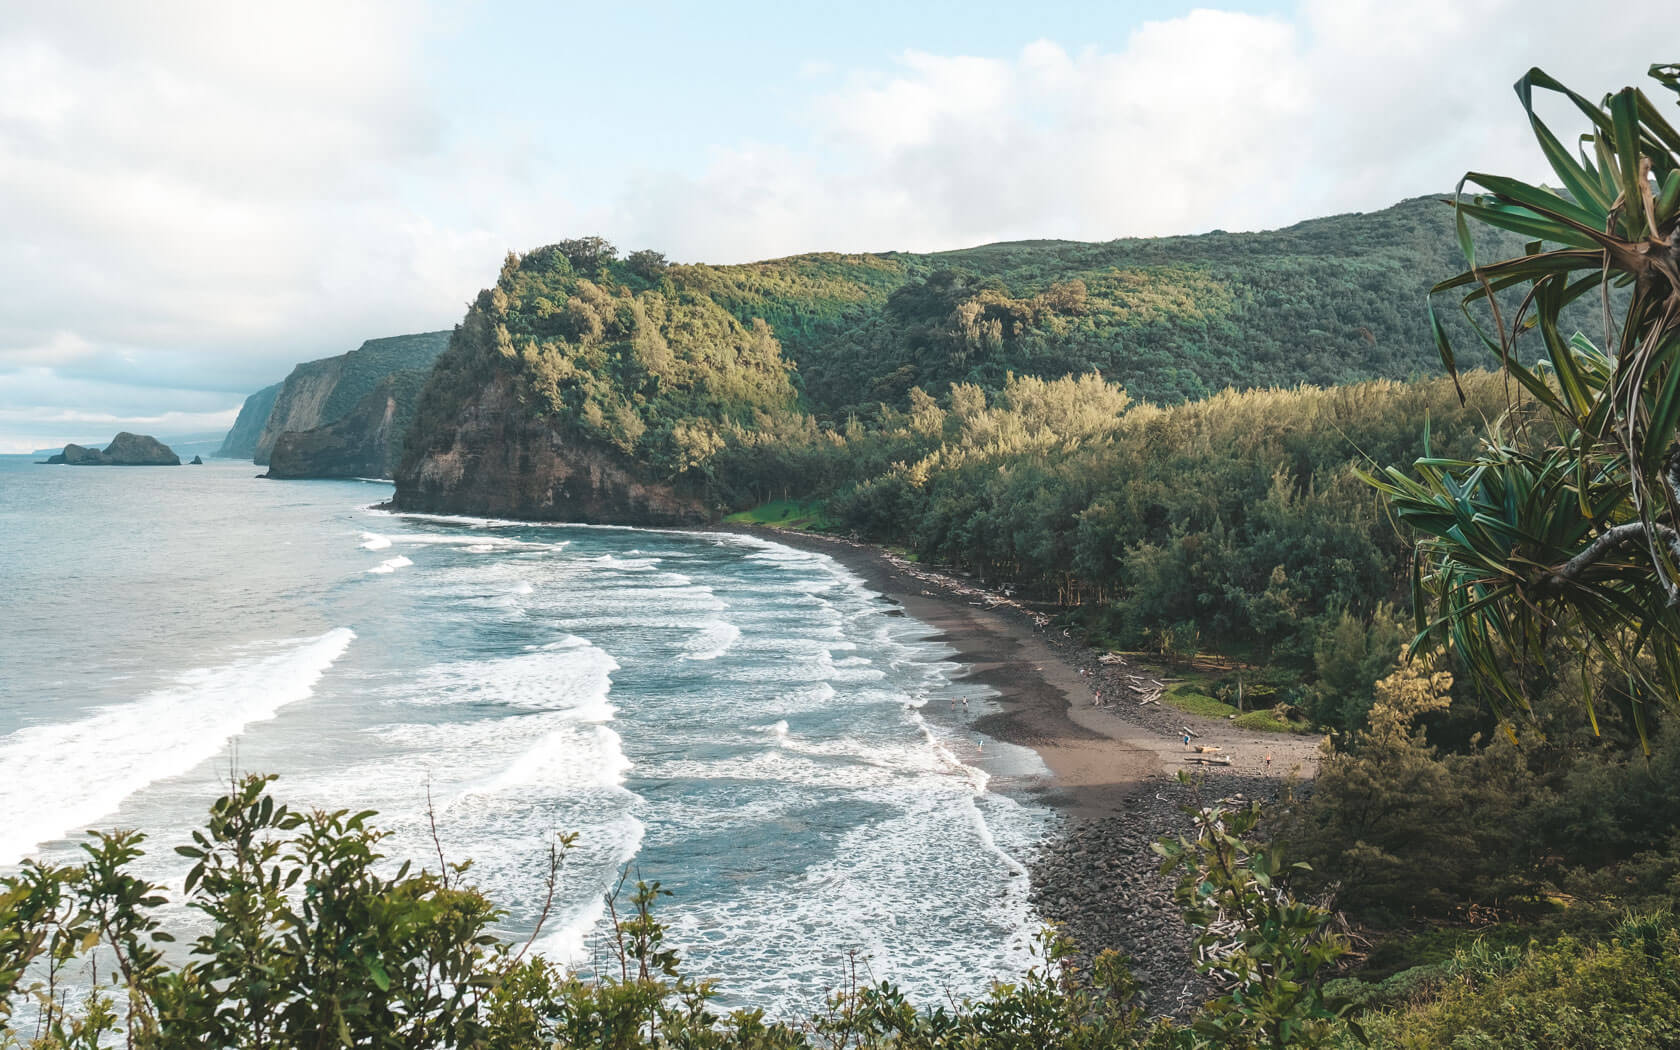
top-left (1374, 64), bottom-right (1680, 735)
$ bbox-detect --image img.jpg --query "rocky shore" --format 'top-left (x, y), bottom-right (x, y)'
top-left (729, 526), bottom-right (1321, 1016)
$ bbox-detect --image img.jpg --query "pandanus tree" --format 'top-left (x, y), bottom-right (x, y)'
top-left (1372, 64), bottom-right (1680, 734)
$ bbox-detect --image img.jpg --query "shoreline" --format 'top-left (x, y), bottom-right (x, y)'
top-left (729, 525), bottom-right (1323, 1011)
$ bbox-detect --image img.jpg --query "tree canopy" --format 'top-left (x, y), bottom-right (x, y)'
top-left (1374, 64), bottom-right (1680, 731)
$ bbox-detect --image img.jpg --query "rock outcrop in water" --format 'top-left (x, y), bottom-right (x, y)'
top-left (215, 382), bottom-right (281, 459)
top-left (45, 432), bottom-right (180, 465)
top-left (242, 331), bottom-right (450, 470)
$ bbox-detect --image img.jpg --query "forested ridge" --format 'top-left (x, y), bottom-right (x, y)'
top-left (676, 195), bottom-right (1531, 410)
top-left (401, 196), bottom-right (1536, 716)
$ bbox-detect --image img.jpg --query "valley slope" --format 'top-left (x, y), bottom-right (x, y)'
top-left (393, 195), bottom-right (1531, 522)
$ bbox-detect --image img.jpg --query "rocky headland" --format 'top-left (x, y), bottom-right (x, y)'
top-left (267, 371), bottom-right (427, 480)
top-left (216, 330), bottom-right (449, 476)
top-left (393, 374), bottom-right (709, 524)
top-left (44, 432), bottom-right (180, 465)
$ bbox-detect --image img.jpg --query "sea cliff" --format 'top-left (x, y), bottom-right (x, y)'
top-left (215, 382), bottom-right (281, 459)
top-left (393, 373), bottom-right (710, 524)
top-left (224, 331), bottom-right (449, 474)
top-left (267, 372), bottom-right (426, 480)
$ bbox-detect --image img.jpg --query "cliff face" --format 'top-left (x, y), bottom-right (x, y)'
top-left (214, 382), bottom-right (281, 459)
top-left (266, 373), bottom-right (417, 480)
top-left (247, 331), bottom-right (450, 466)
top-left (393, 375), bottom-right (710, 525)
top-left (253, 357), bottom-right (345, 465)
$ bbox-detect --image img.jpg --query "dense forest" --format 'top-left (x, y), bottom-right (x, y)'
top-left (405, 194), bottom-right (1539, 495)
top-left (676, 196), bottom-right (1539, 411)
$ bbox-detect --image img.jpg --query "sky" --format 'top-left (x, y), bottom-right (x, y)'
top-left (0, 0), bottom-right (1659, 452)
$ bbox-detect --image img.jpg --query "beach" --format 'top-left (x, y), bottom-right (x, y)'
top-left (742, 527), bottom-right (1324, 1012)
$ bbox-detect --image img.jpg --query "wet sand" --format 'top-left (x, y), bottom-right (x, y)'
top-left (729, 526), bottom-right (1325, 1011)
top-left (736, 527), bottom-right (1321, 817)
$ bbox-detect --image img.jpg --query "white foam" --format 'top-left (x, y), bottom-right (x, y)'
top-left (360, 531), bottom-right (392, 550)
top-left (526, 811), bottom-right (647, 967)
top-left (587, 554), bottom-right (659, 571)
top-left (682, 621), bottom-right (741, 661)
top-left (367, 555), bottom-right (413, 574)
top-left (399, 639), bottom-right (619, 714)
top-left (0, 629), bottom-right (356, 867)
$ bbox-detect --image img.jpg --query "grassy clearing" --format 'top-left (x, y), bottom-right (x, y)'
top-left (1164, 683), bottom-right (1238, 718)
top-left (1233, 709), bottom-right (1307, 734)
top-left (723, 499), bottom-right (837, 531)
top-left (1165, 679), bottom-right (1312, 734)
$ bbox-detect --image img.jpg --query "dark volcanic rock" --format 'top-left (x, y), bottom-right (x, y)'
top-left (267, 374), bottom-right (408, 479)
top-left (253, 331), bottom-right (449, 465)
top-left (189, 455), bottom-right (204, 464)
top-left (47, 433), bottom-right (179, 466)
top-left (393, 375), bottom-right (709, 526)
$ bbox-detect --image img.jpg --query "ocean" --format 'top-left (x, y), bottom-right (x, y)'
top-left (0, 455), bottom-right (1053, 1013)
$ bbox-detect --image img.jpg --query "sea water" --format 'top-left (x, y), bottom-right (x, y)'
top-left (0, 456), bottom-right (1052, 1014)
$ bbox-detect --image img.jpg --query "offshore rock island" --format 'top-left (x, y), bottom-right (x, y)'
top-left (43, 432), bottom-right (180, 465)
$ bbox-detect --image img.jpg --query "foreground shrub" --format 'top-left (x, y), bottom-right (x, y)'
top-left (1, 774), bottom-right (1357, 1049)
top-left (1354, 911), bottom-right (1680, 1049)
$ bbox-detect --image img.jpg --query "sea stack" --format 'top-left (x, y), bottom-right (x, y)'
top-left (44, 432), bottom-right (181, 465)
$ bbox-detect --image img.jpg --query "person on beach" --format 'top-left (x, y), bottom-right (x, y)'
top-left (1265, 752), bottom-right (1273, 770)
top-left (1184, 733), bottom-right (1192, 748)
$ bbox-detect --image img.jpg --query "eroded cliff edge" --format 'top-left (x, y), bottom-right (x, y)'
top-left (390, 243), bottom-right (799, 525)
top-left (249, 331), bottom-right (450, 468)
top-left (393, 374), bottom-right (710, 524)
top-left (215, 382), bottom-right (281, 459)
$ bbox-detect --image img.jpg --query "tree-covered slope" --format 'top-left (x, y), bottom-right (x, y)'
top-left (396, 243), bottom-right (802, 522)
top-left (396, 194), bottom-right (1537, 523)
top-left (678, 195), bottom-right (1532, 410)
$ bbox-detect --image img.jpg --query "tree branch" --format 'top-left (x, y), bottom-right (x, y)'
top-left (1548, 519), bottom-right (1680, 605)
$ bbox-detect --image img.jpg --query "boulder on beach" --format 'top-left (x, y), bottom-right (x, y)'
top-left (189, 455), bottom-right (204, 465)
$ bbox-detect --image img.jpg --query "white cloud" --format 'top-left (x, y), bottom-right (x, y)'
top-left (0, 2), bottom-right (532, 448)
top-left (0, 0), bottom-right (1666, 448)
top-left (614, 2), bottom-right (1656, 261)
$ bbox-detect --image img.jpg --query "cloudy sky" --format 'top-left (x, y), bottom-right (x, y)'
top-left (0, 0), bottom-right (1656, 452)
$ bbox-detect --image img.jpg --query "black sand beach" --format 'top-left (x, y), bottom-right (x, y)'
top-left (736, 527), bottom-right (1324, 1012)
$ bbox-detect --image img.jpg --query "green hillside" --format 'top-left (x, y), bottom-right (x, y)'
top-left (676, 195), bottom-right (1533, 410)
top-left (404, 195), bottom-right (1538, 497)
top-left (320, 330), bottom-right (454, 421)
top-left (404, 243), bottom-right (801, 485)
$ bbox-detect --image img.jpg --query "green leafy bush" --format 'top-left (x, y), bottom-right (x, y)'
top-left (1, 776), bottom-right (1359, 1049)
